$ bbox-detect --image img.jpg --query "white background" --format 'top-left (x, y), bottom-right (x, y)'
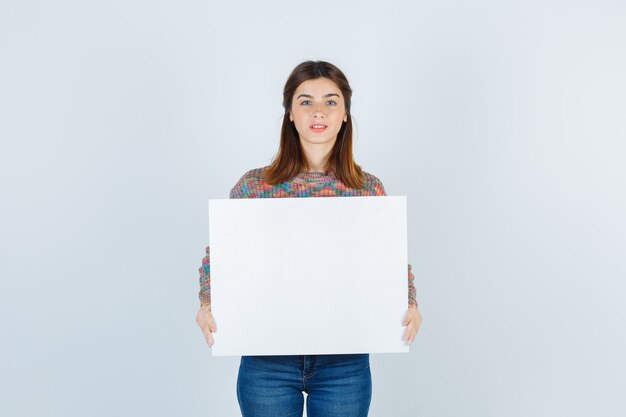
top-left (1, 1), bottom-right (625, 416)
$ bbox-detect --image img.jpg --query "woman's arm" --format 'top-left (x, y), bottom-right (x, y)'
top-left (198, 245), bottom-right (211, 306)
top-left (197, 245), bottom-right (216, 346)
top-left (408, 263), bottom-right (418, 307)
top-left (404, 263), bottom-right (422, 344)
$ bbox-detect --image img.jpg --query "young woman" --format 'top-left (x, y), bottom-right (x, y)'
top-left (196, 60), bottom-right (423, 417)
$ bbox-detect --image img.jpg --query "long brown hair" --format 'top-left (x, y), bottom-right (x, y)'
top-left (264, 60), bottom-right (365, 189)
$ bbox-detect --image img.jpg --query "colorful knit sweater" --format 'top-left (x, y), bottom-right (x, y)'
top-left (198, 166), bottom-right (418, 306)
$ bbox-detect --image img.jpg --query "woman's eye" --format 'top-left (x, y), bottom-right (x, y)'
top-left (301, 100), bottom-right (311, 105)
top-left (327, 100), bottom-right (337, 106)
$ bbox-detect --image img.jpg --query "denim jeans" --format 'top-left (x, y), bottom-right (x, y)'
top-left (237, 354), bottom-right (372, 417)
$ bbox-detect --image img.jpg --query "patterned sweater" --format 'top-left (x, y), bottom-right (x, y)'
top-left (198, 166), bottom-right (418, 307)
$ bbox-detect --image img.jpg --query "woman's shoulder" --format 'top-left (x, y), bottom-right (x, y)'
top-left (229, 165), bottom-right (271, 198)
top-left (360, 169), bottom-right (387, 196)
top-left (237, 165), bottom-right (270, 182)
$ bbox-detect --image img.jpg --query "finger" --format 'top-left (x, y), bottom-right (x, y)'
top-left (407, 326), bottom-right (415, 345)
top-left (404, 329), bottom-right (413, 345)
top-left (204, 330), bottom-right (214, 347)
top-left (209, 316), bottom-right (217, 333)
top-left (414, 315), bottom-right (423, 333)
top-left (402, 310), bottom-right (411, 326)
top-left (408, 321), bottom-right (421, 344)
top-left (402, 326), bottom-right (411, 342)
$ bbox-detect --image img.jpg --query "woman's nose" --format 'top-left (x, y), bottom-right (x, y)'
top-left (312, 106), bottom-right (325, 118)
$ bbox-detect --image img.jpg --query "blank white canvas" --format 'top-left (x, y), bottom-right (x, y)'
top-left (208, 196), bottom-right (409, 356)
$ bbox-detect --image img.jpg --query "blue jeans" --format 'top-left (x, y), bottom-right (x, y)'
top-left (237, 354), bottom-right (372, 417)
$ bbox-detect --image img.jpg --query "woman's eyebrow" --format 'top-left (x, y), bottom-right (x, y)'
top-left (296, 93), bottom-right (341, 99)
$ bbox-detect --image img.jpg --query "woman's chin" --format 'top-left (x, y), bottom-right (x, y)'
top-left (299, 135), bottom-right (338, 147)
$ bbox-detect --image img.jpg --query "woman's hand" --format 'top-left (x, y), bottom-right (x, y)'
top-left (402, 304), bottom-right (422, 345)
top-left (196, 303), bottom-right (217, 347)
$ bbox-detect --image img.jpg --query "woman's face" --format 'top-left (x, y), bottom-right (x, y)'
top-left (289, 77), bottom-right (348, 148)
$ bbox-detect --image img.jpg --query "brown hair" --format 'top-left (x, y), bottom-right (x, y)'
top-left (264, 60), bottom-right (365, 189)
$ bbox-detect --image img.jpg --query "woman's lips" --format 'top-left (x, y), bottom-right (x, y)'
top-left (309, 124), bottom-right (328, 133)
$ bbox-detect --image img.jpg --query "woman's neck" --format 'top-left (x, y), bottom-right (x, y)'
top-left (300, 140), bottom-right (334, 172)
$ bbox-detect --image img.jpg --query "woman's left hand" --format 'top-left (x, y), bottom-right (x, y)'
top-left (402, 304), bottom-right (422, 345)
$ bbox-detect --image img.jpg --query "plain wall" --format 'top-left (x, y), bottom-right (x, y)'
top-left (1, 1), bottom-right (624, 416)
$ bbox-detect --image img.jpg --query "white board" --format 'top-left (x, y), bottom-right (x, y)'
top-left (208, 196), bottom-right (409, 356)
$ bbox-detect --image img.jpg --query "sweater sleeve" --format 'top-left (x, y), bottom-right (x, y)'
top-left (198, 245), bottom-right (211, 305)
top-left (408, 263), bottom-right (418, 307)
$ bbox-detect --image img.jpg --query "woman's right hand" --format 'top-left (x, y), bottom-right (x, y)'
top-left (196, 303), bottom-right (217, 347)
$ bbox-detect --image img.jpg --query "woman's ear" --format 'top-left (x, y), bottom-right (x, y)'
top-left (289, 112), bottom-right (293, 122)
top-left (344, 114), bottom-right (348, 122)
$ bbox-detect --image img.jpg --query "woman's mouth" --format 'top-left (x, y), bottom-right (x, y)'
top-left (309, 124), bottom-right (328, 133)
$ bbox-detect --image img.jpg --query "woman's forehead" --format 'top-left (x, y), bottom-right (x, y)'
top-left (294, 78), bottom-right (342, 96)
